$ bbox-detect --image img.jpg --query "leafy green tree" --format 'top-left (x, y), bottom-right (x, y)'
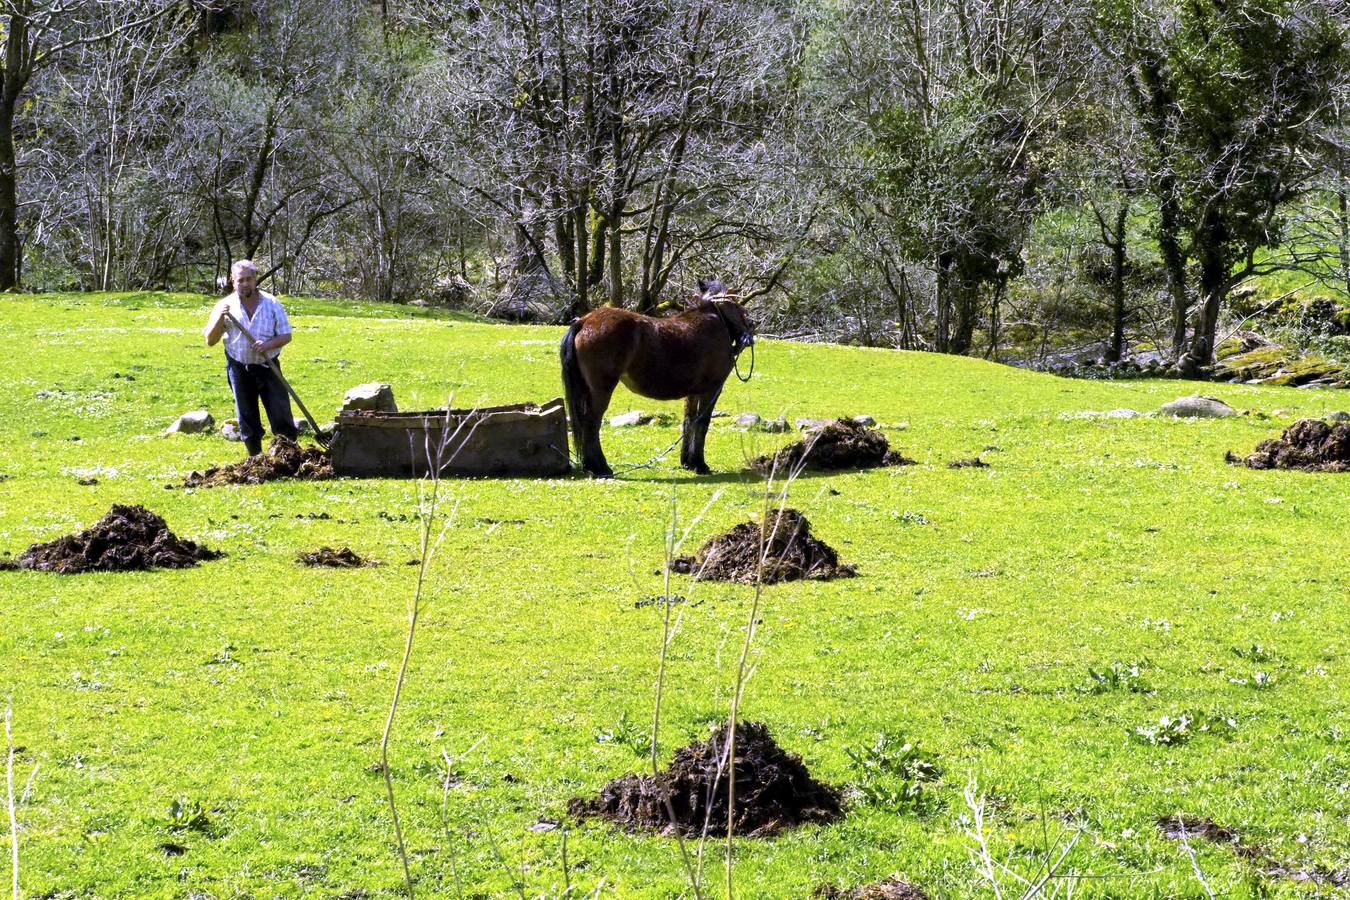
top-left (1112, 0), bottom-right (1347, 371)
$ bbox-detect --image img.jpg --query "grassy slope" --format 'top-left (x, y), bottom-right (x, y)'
top-left (1, 292), bottom-right (1348, 899)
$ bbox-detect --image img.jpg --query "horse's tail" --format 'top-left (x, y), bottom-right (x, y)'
top-left (559, 319), bottom-right (588, 461)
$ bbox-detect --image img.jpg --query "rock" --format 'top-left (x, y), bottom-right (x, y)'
top-left (734, 413), bottom-right (762, 428)
top-left (758, 417), bottom-right (790, 433)
top-left (850, 415), bottom-right (877, 427)
top-left (1328, 411), bottom-right (1350, 423)
top-left (342, 383), bottom-right (397, 414)
top-left (222, 420), bottom-right (242, 442)
top-left (796, 418), bottom-right (831, 431)
top-left (609, 410), bottom-right (652, 427)
top-left (1158, 396), bottom-right (1237, 418)
top-left (293, 417), bottom-right (311, 435)
top-left (167, 411), bottom-right (214, 434)
top-left (1106, 408), bottom-right (1142, 419)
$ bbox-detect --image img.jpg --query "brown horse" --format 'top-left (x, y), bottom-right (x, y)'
top-left (560, 280), bottom-right (754, 477)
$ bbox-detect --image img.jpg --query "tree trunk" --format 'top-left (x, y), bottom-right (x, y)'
top-left (586, 209), bottom-right (606, 291)
top-left (0, 100), bottom-right (19, 290)
top-left (1338, 184), bottom-right (1349, 292)
top-left (1156, 178), bottom-right (1191, 358)
top-left (934, 251), bottom-right (953, 353)
top-left (1106, 204), bottom-right (1128, 364)
top-left (608, 197), bottom-right (624, 307)
top-left (949, 257), bottom-right (977, 355)
top-left (1186, 243), bottom-right (1226, 370)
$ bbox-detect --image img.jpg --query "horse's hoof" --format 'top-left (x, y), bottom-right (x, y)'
top-left (690, 464), bottom-right (712, 476)
top-left (590, 467), bottom-right (615, 479)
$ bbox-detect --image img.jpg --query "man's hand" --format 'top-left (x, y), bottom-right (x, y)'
top-left (204, 300), bottom-right (229, 347)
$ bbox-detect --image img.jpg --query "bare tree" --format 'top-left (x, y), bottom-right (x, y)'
top-left (178, 0), bottom-right (360, 290)
top-left (31, 2), bottom-right (195, 289)
top-left (412, 0), bottom-right (802, 316)
top-left (0, 0), bottom-right (179, 289)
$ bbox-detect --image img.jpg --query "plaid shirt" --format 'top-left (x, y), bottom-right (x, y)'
top-left (221, 290), bottom-right (291, 365)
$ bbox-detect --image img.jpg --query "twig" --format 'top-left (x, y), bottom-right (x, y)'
top-left (481, 821), bottom-right (529, 900)
top-left (651, 485), bottom-right (722, 900)
top-left (438, 738), bottom-right (485, 900)
top-left (380, 407), bottom-right (472, 898)
top-left (6, 707), bottom-right (18, 900)
top-left (721, 430), bottom-right (821, 898)
top-left (1177, 829), bottom-right (1217, 900)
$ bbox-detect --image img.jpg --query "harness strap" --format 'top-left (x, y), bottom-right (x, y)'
top-left (709, 299), bottom-right (755, 383)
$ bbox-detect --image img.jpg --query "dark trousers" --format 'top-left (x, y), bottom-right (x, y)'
top-left (226, 355), bottom-right (298, 455)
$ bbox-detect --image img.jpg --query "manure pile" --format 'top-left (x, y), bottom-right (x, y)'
top-left (0, 505), bottom-right (220, 574)
top-left (183, 437), bottom-right (334, 487)
top-left (297, 546), bottom-right (379, 568)
top-left (669, 508), bottom-right (856, 583)
top-left (570, 720), bottom-right (841, 837)
top-left (1233, 419), bottom-right (1350, 472)
top-left (752, 420), bottom-right (914, 474)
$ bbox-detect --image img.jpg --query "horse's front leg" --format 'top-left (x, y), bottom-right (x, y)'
top-left (683, 387), bottom-right (723, 475)
top-left (680, 397), bottom-right (697, 470)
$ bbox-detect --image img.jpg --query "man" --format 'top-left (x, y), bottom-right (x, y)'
top-left (203, 259), bottom-right (298, 456)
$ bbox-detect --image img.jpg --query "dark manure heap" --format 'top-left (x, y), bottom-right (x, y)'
top-left (669, 508), bottom-right (856, 584)
top-left (183, 437), bottom-right (335, 487)
top-left (298, 546), bottom-right (379, 568)
top-left (0, 504), bottom-right (220, 574)
top-left (1232, 418), bottom-right (1350, 472)
top-left (814, 879), bottom-right (930, 900)
top-left (569, 720), bottom-right (842, 837)
top-left (752, 419), bottom-right (915, 474)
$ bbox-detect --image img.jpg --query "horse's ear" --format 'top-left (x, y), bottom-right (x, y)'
top-left (697, 277), bottom-right (709, 293)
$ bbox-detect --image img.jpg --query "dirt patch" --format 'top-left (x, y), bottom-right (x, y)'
top-left (947, 457), bottom-right (990, 469)
top-left (1234, 419), bottom-right (1350, 472)
top-left (1157, 815), bottom-right (1348, 885)
top-left (183, 437), bottom-right (334, 487)
top-left (1156, 815), bottom-right (1248, 851)
top-left (569, 720), bottom-right (842, 837)
top-left (814, 879), bottom-right (930, 900)
top-left (669, 508), bottom-right (856, 584)
top-left (298, 546), bottom-right (379, 568)
top-left (4, 504), bottom-right (221, 574)
top-left (752, 420), bottom-right (915, 474)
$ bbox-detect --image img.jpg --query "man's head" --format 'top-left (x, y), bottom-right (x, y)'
top-left (231, 259), bottom-right (259, 299)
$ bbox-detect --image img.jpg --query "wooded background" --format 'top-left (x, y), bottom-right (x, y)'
top-left (3, 0), bottom-right (1347, 370)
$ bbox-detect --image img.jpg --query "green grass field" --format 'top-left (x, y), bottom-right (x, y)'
top-left (2, 292), bottom-right (1348, 899)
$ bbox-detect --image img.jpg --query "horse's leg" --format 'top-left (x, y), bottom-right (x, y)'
top-left (580, 367), bottom-right (618, 478)
top-left (680, 396), bottom-right (697, 470)
top-left (683, 385), bottom-right (724, 474)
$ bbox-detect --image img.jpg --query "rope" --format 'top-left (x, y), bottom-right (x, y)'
top-left (732, 338), bottom-right (754, 382)
top-left (613, 433), bottom-right (686, 477)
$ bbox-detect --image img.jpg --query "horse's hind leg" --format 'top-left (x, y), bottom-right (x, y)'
top-left (682, 386), bottom-right (723, 475)
top-left (580, 372), bottom-right (618, 478)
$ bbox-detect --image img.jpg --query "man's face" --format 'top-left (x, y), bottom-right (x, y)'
top-left (233, 270), bottom-right (257, 299)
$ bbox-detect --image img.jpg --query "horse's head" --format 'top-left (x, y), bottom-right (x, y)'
top-left (709, 298), bottom-right (755, 355)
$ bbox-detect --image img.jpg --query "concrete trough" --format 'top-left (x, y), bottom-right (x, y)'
top-left (331, 398), bottom-right (570, 478)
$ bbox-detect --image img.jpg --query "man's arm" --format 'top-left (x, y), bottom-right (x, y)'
top-left (204, 300), bottom-right (229, 346)
top-left (254, 332), bottom-right (292, 355)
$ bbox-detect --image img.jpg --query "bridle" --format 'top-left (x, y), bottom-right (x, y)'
top-left (709, 295), bottom-right (755, 383)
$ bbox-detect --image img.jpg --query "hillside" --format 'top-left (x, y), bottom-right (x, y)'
top-left (1, 293), bottom-right (1348, 898)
